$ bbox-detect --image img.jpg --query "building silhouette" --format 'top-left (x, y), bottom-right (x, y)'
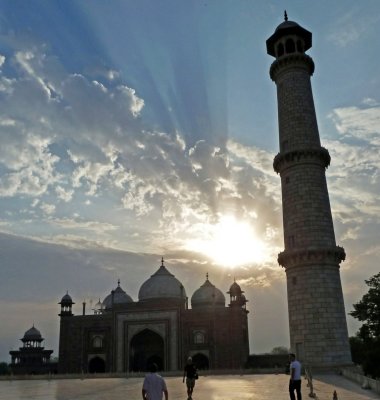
top-left (58, 259), bottom-right (249, 373)
top-left (266, 13), bottom-right (352, 368)
top-left (9, 326), bottom-right (57, 375)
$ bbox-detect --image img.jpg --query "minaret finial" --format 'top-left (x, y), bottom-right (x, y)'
top-left (284, 10), bottom-right (288, 21)
top-left (161, 257), bottom-right (164, 266)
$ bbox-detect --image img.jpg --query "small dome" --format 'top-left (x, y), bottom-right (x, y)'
top-left (94, 298), bottom-right (103, 309)
top-left (275, 20), bottom-right (300, 32)
top-left (228, 281), bottom-right (242, 295)
top-left (191, 275), bottom-right (225, 308)
top-left (23, 326), bottom-right (42, 341)
top-left (139, 258), bottom-right (186, 302)
top-left (60, 292), bottom-right (74, 304)
top-left (266, 12), bottom-right (312, 57)
top-left (103, 281), bottom-right (133, 309)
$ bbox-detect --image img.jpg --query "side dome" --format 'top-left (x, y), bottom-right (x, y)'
top-left (23, 326), bottom-right (42, 341)
top-left (138, 258), bottom-right (186, 302)
top-left (103, 280), bottom-right (133, 309)
top-left (191, 274), bottom-right (225, 308)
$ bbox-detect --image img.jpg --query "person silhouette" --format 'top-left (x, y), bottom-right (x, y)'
top-left (142, 363), bottom-right (168, 400)
top-left (183, 357), bottom-right (197, 400)
top-left (289, 353), bottom-right (302, 400)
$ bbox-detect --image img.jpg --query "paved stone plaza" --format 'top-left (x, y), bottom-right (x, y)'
top-left (0, 374), bottom-right (379, 400)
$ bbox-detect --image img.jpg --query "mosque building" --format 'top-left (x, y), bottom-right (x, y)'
top-left (58, 258), bottom-right (249, 373)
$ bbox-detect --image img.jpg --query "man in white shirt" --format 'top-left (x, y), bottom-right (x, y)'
top-left (142, 363), bottom-right (168, 400)
top-left (289, 353), bottom-right (302, 400)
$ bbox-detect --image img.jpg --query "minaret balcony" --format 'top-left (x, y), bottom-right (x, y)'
top-left (270, 53), bottom-right (314, 81)
top-left (273, 147), bottom-right (330, 174)
top-left (278, 245), bottom-right (346, 269)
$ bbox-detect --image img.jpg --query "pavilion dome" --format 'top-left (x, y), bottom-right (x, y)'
top-left (275, 19), bottom-right (300, 32)
top-left (228, 281), bottom-right (243, 296)
top-left (266, 11), bottom-right (312, 57)
top-left (103, 281), bottom-right (133, 309)
top-left (60, 292), bottom-right (73, 304)
top-left (23, 326), bottom-right (42, 341)
top-left (138, 258), bottom-right (186, 302)
top-left (191, 275), bottom-right (225, 308)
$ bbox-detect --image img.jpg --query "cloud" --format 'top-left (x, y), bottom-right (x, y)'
top-left (327, 10), bottom-right (380, 47)
top-left (237, 268), bottom-right (284, 288)
top-left (55, 185), bottom-right (74, 202)
top-left (323, 102), bottom-right (380, 327)
top-left (50, 217), bottom-right (118, 232)
top-left (15, 50), bottom-right (57, 99)
top-left (327, 103), bottom-right (380, 230)
top-left (36, 233), bottom-right (118, 250)
top-left (329, 105), bottom-right (380, 145)
top-left (40, 202), bottom-right (56, 215)
top-left (362, 97), bottom-right (380, 107)
top-left (0, 41), bottom-right (284, 263)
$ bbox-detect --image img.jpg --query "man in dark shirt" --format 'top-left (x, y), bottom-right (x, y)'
top-left (183, 357), bottom-right (197, 400)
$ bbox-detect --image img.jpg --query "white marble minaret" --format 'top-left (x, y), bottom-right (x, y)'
top-left (266, 13), bottom-right (352, 368)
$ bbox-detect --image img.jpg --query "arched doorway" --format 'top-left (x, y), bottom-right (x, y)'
top-left (192, 353), bottom-right (209, 370)
top-left (129, 329), bottom-right (164, 372)
top-left (88, 356), bottom-right (106, 373)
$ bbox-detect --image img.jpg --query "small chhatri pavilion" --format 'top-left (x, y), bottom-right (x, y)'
top-left (9, 325), bottom-right (57, 375)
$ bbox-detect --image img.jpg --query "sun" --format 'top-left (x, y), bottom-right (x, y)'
top-left (186, 215), bottom-right (268, 267)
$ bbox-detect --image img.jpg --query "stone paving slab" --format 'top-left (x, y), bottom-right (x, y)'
top-left (313, 374), bottom-right (380, 400)
top-left (0, 374), bottom-right (379, 400)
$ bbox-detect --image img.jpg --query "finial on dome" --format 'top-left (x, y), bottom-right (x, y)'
top-left (206, 272), bottom-right (209, 280)
top-left (284, 10), bottom-right (288, 21)
top-left (161, 257), bottom-right (164, 266)
top-left (117, 278), bottom-right (120, 287)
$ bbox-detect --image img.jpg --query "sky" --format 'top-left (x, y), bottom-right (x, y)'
top-left (0, 0), bottom-right (379, 362)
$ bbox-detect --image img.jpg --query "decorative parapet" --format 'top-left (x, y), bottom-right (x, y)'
top-left (278, 246), bottom-right (346, 268)
top-left (273, 147), bottom-right (330, 174)
top-left (269, 53), bottom-right (315, 81)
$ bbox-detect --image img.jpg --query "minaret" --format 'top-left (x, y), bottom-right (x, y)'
top-left (266, 13), bottom-right (352, 368)
top-left (58, 292), bottom-right (74, 373)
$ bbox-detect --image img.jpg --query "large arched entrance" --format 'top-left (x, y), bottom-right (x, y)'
top-left (192, 353), bottom-right (209, 370)
top-left (129, 329), bottom-right (164, 372)
top-left (88, 356), bottom-right (106, 373)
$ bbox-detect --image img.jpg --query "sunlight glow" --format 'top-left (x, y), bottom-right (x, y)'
top-left (186, 215), bottom-right (268, 267)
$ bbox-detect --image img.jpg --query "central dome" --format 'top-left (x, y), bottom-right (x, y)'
top-left (138, 258), bottom-right (186, 302)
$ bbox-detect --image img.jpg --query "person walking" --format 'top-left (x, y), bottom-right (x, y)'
top-left (142, 363), bottom-right (168, 400)
top-left (183, 356), bottom-right (197, 400)
top-left (289, 353), bottom-right (302, 400)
